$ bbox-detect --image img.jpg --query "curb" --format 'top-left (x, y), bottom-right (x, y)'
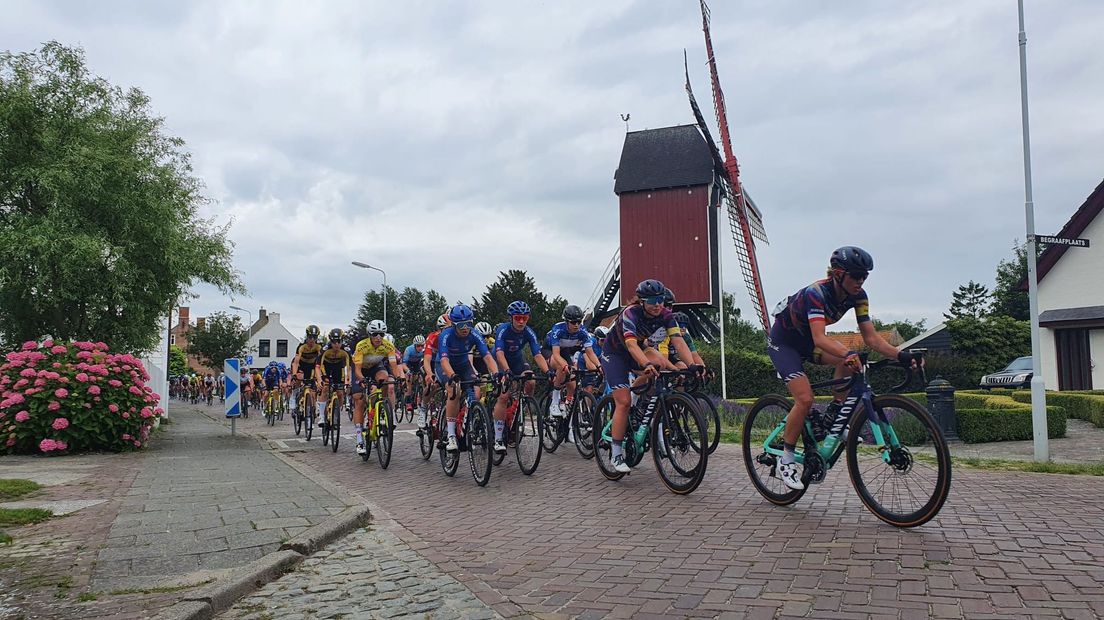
top-left (157, 550), bottom-right (303, 620)
top-left (279, 504), bottom-right (372, 556)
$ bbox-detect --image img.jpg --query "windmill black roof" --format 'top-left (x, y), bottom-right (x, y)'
top-left (614, 124), bottom-right (715, 194)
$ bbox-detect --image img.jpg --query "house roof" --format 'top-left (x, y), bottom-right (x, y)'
top-left (1019, 177), bottom-right (1104, 290)
top-left (825, 329), bottom-right (902, 351)
top-left (614, 125), bottom-right (715, 194)
top-left (897, 322), bottom-right (947, 351)
top-left (1039, 305), bottom-right (1104, 327)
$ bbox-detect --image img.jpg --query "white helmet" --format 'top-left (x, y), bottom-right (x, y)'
top-left (475, 321), bottom-right (493, 337)
top-left (384, 333), bottom-right (394, 344)
top-left (436, 314), bottom-right (450, 330)
top-left (595, 325), bottom-right (610, 339)
top-left (367, 319), bottom-right (387, 334)
top-left (412, 335), bottom-right (426, 346)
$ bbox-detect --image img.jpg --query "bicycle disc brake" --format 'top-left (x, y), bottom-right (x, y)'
top-left (804, 451), bottom-right (827, 484)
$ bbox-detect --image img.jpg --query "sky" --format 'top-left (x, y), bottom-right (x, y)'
top-left (4, 0), bottom-right (1103, 338)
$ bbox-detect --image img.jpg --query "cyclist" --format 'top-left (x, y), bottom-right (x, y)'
top-left (439, 304), bottom-right (498, 452)
top-left (319, 328), bottom-right (352, 428)
top-left (352, 320), bottom-right (404, 456)
top-left (290, 325), bottom-right (323, 419)
top-left (491, 301), bottom-right (550, 448)
top-left (471, 322), bottom-right (496, 376)
top-left (262, 361), bottom-right (281, 412)
top-left (240, 368), bottom-right (253, 410)
top-left (419, 313), bottom-right (450, 429)
top-left (601, 279), bottom-right (697, 474)
top-left (402, 335), bottom-right (427, 418)
top-left (767, 246), bottom-right (917, 491)
top-left (576, 325), bottom-right (608, 395)
top-left (542, 304), bottom-right (598, 417)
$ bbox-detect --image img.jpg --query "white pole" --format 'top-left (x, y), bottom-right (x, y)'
top-left (1018, 0), bottom-right (1048, 462)
top-left (718, 196), bottom-right (728, 400)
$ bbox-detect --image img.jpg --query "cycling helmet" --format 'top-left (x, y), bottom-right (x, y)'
top-left (328, 328), bottom-right (343, 342)
top-left (277, 362), bottom-right (286, 369)
top-left (673, 312), bottom-right (689, 324)
top-left (635, 279), bottom-right (666, 299)
top-left (384, 333), bottom-right (394, 344)
top-left (594, 325), bottom-right (610, 339)
top-left (663, 287), bottom-right (675, 306)
top-left (475, 321), bottom-right (493, 337)
top-left (436, 313), bottom-right (451, 330)
top-left (562, 304), bottom-right (584, 322)
top-left (449, 304), bottom-right (474, 324)
top-left (507, 300), bottom-right (531, 316)
top-left (268, 361), bottom-right (278, 367)
top-left (830, 246), bottom-right (874, 273)
top-left (305, 324), bottom-right (320, 339)
top-left (367, 319), bottom-right (387, 335)
top-left (412, 334), bottom-right (426, 346)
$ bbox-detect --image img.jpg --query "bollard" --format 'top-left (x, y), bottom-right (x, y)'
top-left (925, 377), bottom-right (957, 440)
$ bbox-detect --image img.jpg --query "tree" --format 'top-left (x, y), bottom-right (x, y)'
top-left (186, 312), bottom-right (250, 369)
top-left (944, 281), bottom-right (991, 320)
top-left (699, 292), bottom-right (767, 351)
top-left (872, 318), bottom-right (927, 342)
top-left (0, 43), bottom-right (243, 353)
top-left (471, 270), bottom-right (562, 334)
top-left (352, 285), bottom-right (447, 345)
top-left (991, 240), bottom-right (1033, 320)
top-left (168, 345), bottom-right (188, 376)
top-left (945, 315), bottom-right (1030, 385)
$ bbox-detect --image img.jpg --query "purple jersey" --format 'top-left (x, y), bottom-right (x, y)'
top-left (604, 305), bottom-right (680, 354)
top-left (774, 278), bottom-right (870, 339)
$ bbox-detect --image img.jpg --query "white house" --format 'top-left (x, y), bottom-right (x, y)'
top-left (246, 308), bottom-right (301, 372)
top-left (1034, 178), bottom-right (1104, 390)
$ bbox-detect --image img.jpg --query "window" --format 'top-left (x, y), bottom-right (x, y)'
top-left (259, 339), bottom-right (271, 358)
top-left (169, 334), bottom-right (176, 346)
top-left (277, 340), bottom-right (288, 358)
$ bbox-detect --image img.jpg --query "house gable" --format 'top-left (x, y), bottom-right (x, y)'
top-left (1021, 177), bottom-right (1104, 291)
top-left (1037, 199), bottom-right (1104, 313)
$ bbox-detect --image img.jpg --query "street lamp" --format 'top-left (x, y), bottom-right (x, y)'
top-left (351, 261), bottom-right (388, 326)
top-left (228, 305), bottom-right (253, 332)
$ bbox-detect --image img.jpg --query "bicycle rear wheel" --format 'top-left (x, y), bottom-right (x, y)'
top-left (693, 392), bottom-right (721, 455)
top-left (515, 395), bottom-right (543, 475)
top-left (330, 400), bottom-right (341, 453)
top-left (377, 400), bottom-right (394, 469)
top-left (652, 393), bottom-right (709, 494)
top-left (266, 398), bottom-right (275, 426)
top-left (742, 394), bottom-right (809, 506)
top-left (846, 394), bottom-right (952, 528)
top-left (571, 391), bottom-right (596, 459)
top-left (467, 403), bottom-right (493, 487)
top-left (538, 393), bottom-right (566, 452)
top-left (304, 394), bottom-right (314, 441)
top-left (293, 407), bottom-right (303, 436)
top-left (439, 408), bottom-right (458, 477)
top-left (592, 395), bottom-right (625, 481)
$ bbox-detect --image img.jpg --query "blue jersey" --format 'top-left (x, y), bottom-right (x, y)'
top-left (278, 367), bottom-right (289, 381)
top-left (494, 323), bottom-right (541, 361)
top-left (574, 334), bottom-right (601, 367)
top-left (402, 344), bottom-right (423, 366)
top-left (544, 322), bottom-right (593, 357)
top-left (262, 367), bottom-right (281, 387)
top-left (438, 327), bottom-right (489, 364)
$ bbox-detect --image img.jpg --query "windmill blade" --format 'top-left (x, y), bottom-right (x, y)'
top-left (684, 52), bottom-right (727, 181)
top-left (742, 187), bottom-right (768, 244)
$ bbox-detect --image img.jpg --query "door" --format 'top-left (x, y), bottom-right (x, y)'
top-left (1055, 328), bottom-right (1092, 390)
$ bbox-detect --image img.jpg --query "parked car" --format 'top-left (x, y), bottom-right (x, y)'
top-left (979, 356), bottom-right (1033, 389)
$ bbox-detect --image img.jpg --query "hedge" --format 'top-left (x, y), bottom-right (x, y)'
top-left (957, 406), bottom-right (1066, 443)
top-left (1008, 391), bottom-right (1104, 428)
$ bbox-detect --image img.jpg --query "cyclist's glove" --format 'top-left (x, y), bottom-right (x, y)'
top-left (448, 374), bottom-right (460, 384)
top-left (897, 350), bottom-right (915, 368)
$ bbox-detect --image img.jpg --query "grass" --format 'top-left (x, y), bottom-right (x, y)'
top-left (0, 532), bottom-right (11, 545)
top-left (0, 508), bottom-right (52, 527)
top-left (76, 592), bottom-right (98, 602)
top-left (107, 578), bottom-right (214, 596)
top-left (0, 479), bottom-right (41, 500)
top-left (950, 456), bottom-right (1104, 476)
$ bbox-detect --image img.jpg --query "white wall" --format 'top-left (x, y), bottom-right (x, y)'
top-left (1092, 329), bottom-right (1104, 389)
top-left (140, 314), bottom-right (171, 419)
top-left (248, 312), bottom-right (300, 370)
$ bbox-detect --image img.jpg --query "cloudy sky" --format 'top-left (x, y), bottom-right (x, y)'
top-left (5, 0), bottom-right (1102, 338)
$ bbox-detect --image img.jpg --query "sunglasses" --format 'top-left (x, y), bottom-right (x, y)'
top-left (511, 314), bottom-right (529, 323)
top-left (848, 271), bottom-right (869, 281)
top-left (454, 321), bottom-right (474, 330)
top-left (642, 295), bottom-right (665, 305)
top-left (369, 332), bottom-right (385, 337)
top-left (566, 319), bottom-right (581, 325)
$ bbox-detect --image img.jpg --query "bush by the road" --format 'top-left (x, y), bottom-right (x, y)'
top-left (0, 340), bottom-right (162, 454)
top-left (1010, 390), bottom-right (1104, 428)
top-left (957, 406), bottom-right (1066, 443)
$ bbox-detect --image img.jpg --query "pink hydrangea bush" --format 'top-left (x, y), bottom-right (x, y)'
top-left (0, 340), bottom-right (162, 454)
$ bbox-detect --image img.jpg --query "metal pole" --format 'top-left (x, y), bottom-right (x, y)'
top-left (381, 269), bottom-right (388, 327)
top-left (1018, 0), bottom-right (1048, 462)
top-left (717, 197), bottom-right (728, 400)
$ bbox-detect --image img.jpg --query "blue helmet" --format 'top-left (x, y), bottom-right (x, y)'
top-left (268, 361), bottom-right (278, 368)
top-left (506, 300), bottom-right (531, 316)
top-left (277, 362), bottom-right (286, 369)
top-left (635, 279), bottom-right (666, 298)
top-left (449, 304), bottom-right (474, 323)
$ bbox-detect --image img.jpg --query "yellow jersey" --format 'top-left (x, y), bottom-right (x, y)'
top-left (295, 342), bottom-right (323, 365)
top-left (353, 338), bottom-right (398, 369)
top-left (320, 345), bottom-right (351, 368)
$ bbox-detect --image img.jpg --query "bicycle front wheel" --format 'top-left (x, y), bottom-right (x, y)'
top-left (330, 401), bottom-right (341, 453)
top-left (293, 407), bottom-right (303, 436)
top-left (742, 394), bottom-right (809, 506)
top-left (467, 403), bottom-right (493, 487)
top-left (439, 409), bottom-right (458, 477)
top-left (846, 394), bottom-right (952, 528)
top-left (376, 400), bottom-right (394, 469)
top-left (304, 394), bottom-right (314, 441)
top-left (652, 393), bottom-right (709, 495)
top-left (592, 395), bottom-right (624, 481)
top-left (515, 395), bottom-right (543, 475)
top-left (572, 391), bottom-right (596, 459)
top-left (693, 392), bottom-right (722, 455)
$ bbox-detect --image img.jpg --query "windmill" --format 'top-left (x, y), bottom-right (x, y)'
top-left (685, 0), bottom-right (770, 331)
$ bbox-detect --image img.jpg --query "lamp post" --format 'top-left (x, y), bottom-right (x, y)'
top-left (351, 261), bottom-right (388, 326)
top-left (228, 305), bottom-right (253, 332)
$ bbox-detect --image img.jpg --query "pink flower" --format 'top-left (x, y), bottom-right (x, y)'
top-left (75, 373), bottom-right (89, 382)
top-left (19, 368), bottom-right (36, 378)
top-left (14, 411), bottom-right (29, 422)
top-left (5, 438), bottom-right (14, 447)
top-left (83, 403), bottom-right (92, 408)
top-left (76, 351), bottom-right (92, 360)
top-left (129, 386), bottom-right (142, 395)
top-left (88, 385), bottom-right (101, 396)
top-left (122, 433), bottom-right (132, 441)
top-left (51, 363), bottom-right (61, 369)
top-left (108, 404), bottom-right (119, 413)
top-left (55, 440), bottom-right (67, 451)
top-left (47, 401), bottom-right (61, 411)
top-left (108, 379), bottom-right (122, 388)
top-left (58, 377), bottom-right (69, 384)
top-left (39, 439), bottom-right (58, 452)
top-left (13, 379), bottom-right (27, 389)
top-left (7, 393), bottom-right (24, 405)
top-left (33, 378), bottom-right (45, 387)
top-left (51, 418), bottom-right (69, 430)
top-left (50, 345), bottom-right (67, 354)
top-left (122, 411), bottom-right (130, 418)
top-left (42, 339), bottom-right (54, 348)
top-left (21, 341), bottom-right (37, 350)
top-left (54, 388), bottom-right (69, 399)
top-left (140, 407), bottom-right (153, 418)
top-left (95, 342), bottom-right (107, 350)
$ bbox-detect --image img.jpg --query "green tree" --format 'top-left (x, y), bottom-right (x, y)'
top-left (991, 240), bottom-right (1032, 321)
top-left (186, 312), bottom-right (250, 369)
top-left (0, 42), bottom-right (243, 352)
top-left (944, 281), bottom-right (991, 320)
top-left (471, 270), bottom-right (563, 334)
top-left (352, 285), bottom-right (447, 345)
top-left (699, 292), bottom-right (767, 351)
top-left (945, 315), bottom-right (1031, 385)
top-left (168, 344), bottom-right (188, 376)
top-left (872, 318), bottom-right (927, 342)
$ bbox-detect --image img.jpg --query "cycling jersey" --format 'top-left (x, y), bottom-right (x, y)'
top-left (774, 278), bottom-right (870, 339)
top-left (424, 331), bottom-right (442, 363)
top-left (439, 327), bottom-right (489, 363)
top-left (320, 344), bottom-right (351, 368)
top-left (472, 336), bottom-right (495, 355)
top-left (658, 325), bottom-right (698, 360)
top-left (494, 322), bottom-right (542, 373)
top-left (402, 344), bottom-right (425, 367)
top-left (604, 305), bottom-right (680, 354)
top-left (574, 334), bottom-right (602, 368)
top-left (295, 342), bottom-right (323, 365)
top-left (544, 322), bottom-right (592, 358)
top-left (262, 367), bottom-right (281, 389)
top-left (353, 338), bottom-right (398, 370)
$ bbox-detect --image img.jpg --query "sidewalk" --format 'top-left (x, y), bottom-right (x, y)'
top-left (0, 402), bottom-right (354, 618)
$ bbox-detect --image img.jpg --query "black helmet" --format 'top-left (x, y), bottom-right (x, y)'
top-left (328, 328), bottom-right (344, 342)
top-left (830, 246), bottom-right (874, 273)
top-left (635, 279), bottom-right (666, 299)
top-left (663, 287), bottom-right (675, 306)
top-left (305, 325), bottom-right (321, 339)
top-left (673, 311), bottom-right (689, 324)
top-left (562, 304), bottom-right (584, 322)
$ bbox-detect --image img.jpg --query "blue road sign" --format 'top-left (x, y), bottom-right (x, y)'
top-left (224, 358), bottom-right (241, 418)
top-left (246, 355), bottom-right (254, 366)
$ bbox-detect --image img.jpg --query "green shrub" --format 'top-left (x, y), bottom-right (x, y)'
top-left (957, 406), bottom-right (1066, 443)
top-left (1007, 391), bottom-right (1104, 428)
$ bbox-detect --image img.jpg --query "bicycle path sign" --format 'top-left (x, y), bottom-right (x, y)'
top-left (224, 358), bottom-right (241, 419)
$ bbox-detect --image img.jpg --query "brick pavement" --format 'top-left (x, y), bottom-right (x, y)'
top-left (244, 412), bottom-right (1104, 619)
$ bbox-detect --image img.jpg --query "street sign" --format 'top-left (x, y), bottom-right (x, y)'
top-left (224, 358), bottom-right (241, 418)
top-left (1035, 235), bottom-right (1090, 248)
top-left (245, 355), bottom-right (254, 366)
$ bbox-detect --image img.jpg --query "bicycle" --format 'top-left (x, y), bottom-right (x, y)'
top-left (321, 382), bottom-right (345, 453)
top-left (742, 351), bottom-right (951, 528)
top-left (681, 368), bottom-right (721, 455)
top-left (593, 369), bottom-right (709, 495)
top-left (360, 378), bottom-right (397, 468)
top-left (404, 371), bottom-right (425, 425)
top-left (417, 382), bottom-right (445, 461)
top-left (492, 372), bottom-right (544, 475)
top-left (264, 388), bottom-right (281, 426)
top-left (435, 376), bottom-right (494, 486)
top-left (538, 369), bottom-right (598, 454)
top-left (297, 380), bottom-right (317, 441)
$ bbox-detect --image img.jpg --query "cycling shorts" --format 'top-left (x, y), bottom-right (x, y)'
top-left (599, 349), bottom-right (642, 391)
top-left (766, 321), bottom-right (825, 383)
top-left (299, 363), bottom-right (317, 381)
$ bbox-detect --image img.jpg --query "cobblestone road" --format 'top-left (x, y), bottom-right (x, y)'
top-left (240, 409), bottom-right (1104, 619)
